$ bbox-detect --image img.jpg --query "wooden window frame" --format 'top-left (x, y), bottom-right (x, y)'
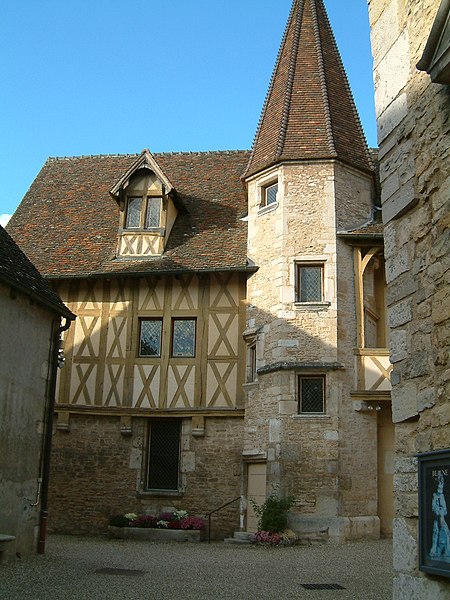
top-left (125, 194), bottom-right (163, 230)
top-left (170, 317), bottom-right (197, 358)
top-left (138, 318), bottom-right (163, 357)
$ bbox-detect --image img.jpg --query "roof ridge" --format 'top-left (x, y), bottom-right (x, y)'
top-left (47, 153), bottom-right (140, 161)
top-left (242, 1), bottom-right (297, 178)
top-left (312, 0), bottom-right (336, 156)
top-left (156, 149), bottom-right (250, 156)
top-left (47, 149), bottom-right (250, 162)
top-left (276, 0), bottom-right (305, 159)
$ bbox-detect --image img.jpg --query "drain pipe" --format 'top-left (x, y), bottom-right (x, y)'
top-left (38, 317), bottom-right (72, 554)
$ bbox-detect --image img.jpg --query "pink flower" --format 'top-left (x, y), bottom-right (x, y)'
top-left (179, 516), bottom-right (205, 530)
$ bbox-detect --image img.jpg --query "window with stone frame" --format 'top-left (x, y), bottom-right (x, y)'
top-left (146, 419), bottom-right (181, 491)
top-left (139, 318), bottom-right (163, 357)
top-left (298, 375), bottom-right (325, 414)
top-left (125, 195), bottom-right (162, 229)
top-left (261, 181), bottom-right (278, 207)
top-left (295, 263), bottom-right (324, 303)
top-left (248, 343), bottom-right (257, 382)
top-left (171, 318), bottom-right (196, 357)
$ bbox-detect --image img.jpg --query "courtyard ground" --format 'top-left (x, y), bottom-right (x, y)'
top-left (0, 534), bottom-right (393, 600)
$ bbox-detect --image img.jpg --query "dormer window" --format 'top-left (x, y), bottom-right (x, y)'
top-left (125, 195), bottom-right (162, 230)
top-left (110, 149), bottom-right (183, 258)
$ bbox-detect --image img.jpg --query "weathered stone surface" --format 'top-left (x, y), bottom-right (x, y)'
top-left (393, 574), bottom-right (450, 600)
top-left (370, 0), bottom-right (450, 596)
top-left (390, 330), bottom-right (408, 363)
top-left (388, 299), bottom-right (412, 328)
top-left (49, 414), bottom-right (243, 539)
top-left (392, 518), bottom-right (417, 573)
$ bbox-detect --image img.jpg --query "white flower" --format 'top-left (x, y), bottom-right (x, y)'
top-left (157, 520), bottom-right (169, 528)
top-left (173, 510), bottom-right (189, 520)
top-left (125, 513), bottom-right (137, 520)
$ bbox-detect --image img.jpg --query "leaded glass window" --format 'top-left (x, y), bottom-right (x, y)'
top-left (125, 197), bottom-right (142, 228)
top-left (171, 318), bottom-right (196, 357)
top-left (145, 197), bottom-right (162, 228)
top-left (147, 419), bottom-right (181, 491)
top-left (299, 376), bottom-right (325, 413)
top-left (124, 195), bottom-right (162, 230)
top-left (139, 319), bottom-right (162, 357)
top-left (296, 264), bottom-right (323, 302)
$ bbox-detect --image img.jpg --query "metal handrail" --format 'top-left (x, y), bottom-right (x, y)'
top-left (204, 496), bottom-right (241, 543)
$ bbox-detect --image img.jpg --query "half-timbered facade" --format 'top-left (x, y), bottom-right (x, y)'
top-left (7, 0), bottom-right (393, 541)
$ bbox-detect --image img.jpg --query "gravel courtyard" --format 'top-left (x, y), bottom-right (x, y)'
top-left (0, 535), bottom-right (393, 600)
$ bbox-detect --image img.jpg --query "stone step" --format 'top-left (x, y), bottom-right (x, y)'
top-left (296, 530), bottom-right (328, 545)
top-left (224, 529), bottom-right (329, 545)
top-left (223, 531), bottom-right (253, 544)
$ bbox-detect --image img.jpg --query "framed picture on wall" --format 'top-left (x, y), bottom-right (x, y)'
top-left (418, 449), bottom-right (450, 578)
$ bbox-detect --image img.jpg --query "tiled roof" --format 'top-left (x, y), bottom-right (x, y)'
top-left (243, 0), bottom-right (373, 179)
top-left (6, 151), bottom-right (252, 278)
top-left (338, 220), bottom-right (384, 239)
top-left (0, 225), bottom-right (75, 318)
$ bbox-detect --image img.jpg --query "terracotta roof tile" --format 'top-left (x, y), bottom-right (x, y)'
top-left (243, 0), bottom-right (373, 178)
top-left (338, 220), bottom-right (384, 238)
top-left (0, 225), bottom-right (74, 318)
top-left (7, 151), bottom-right (252, 278)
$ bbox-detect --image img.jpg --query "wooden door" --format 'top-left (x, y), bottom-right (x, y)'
top-left (377, 405), bottom-right (394, 536)
top-left (246, 463), bottom-right (267, 532)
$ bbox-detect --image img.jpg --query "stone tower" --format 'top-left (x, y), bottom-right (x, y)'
top-left (241, 0), bottom-right (385, 540)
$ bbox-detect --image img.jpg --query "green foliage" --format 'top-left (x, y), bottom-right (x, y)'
top-left (249, 493), bottom-right (295, 533)
top-left (109, 514), bottom-right (131, 527)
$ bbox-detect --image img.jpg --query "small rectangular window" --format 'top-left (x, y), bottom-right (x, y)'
top-left (139, 319), bottom-right (162, 357)
top-left (125, 197), bottom-right (142, 228)
top-left (147, 419), bottom-right (181, 491)
top-left (298, 376), bottom-right (325, 414)
top-left (145, 197), bottom-right (162, 228)
top-left (248, 344), bottom-right (257, 382)
top-left (296, 264), bottom-right (323, 302)
top-left (263, 182), bottom-right (278, 206)
top-left (171, 318), bottom-right (196, 357)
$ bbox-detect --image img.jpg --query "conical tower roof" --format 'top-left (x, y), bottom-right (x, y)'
top-left (243, 0), bottom-right (373, 179)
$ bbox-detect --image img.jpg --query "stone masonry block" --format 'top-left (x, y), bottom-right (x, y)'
top-left (388, 299), bottom-right (413, 328)
top-left (394, 456), bottom-right (417, 474)
top-left (374, 31), bottom-right (410, 116)
top-left (393, 573), bottom-right (450, 600)
top-left (390, 330), bottom-right (408, 362)
top-left (386, 245), bottom-right (410, 283)
top-left (370, 0), bottom-right (401, 67)
top-left (393, 518), bottom-right (417, 573)
top-left (392, 380), bottom-right (418, 423)
top-left (382, 179), bottom-right (416, 224)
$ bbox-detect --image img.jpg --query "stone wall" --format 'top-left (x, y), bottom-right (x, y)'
top-left (369, 0), bottom-right (450, 596)
top-left (0, 285), bottom-right (54, 559)
top-left (243, 160), bottom-right (380, 540)
top-left (49, 414), bottom-right (243, 540)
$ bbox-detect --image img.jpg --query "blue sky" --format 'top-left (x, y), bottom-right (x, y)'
top-left (0, 0), bottom-right (376, 224)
